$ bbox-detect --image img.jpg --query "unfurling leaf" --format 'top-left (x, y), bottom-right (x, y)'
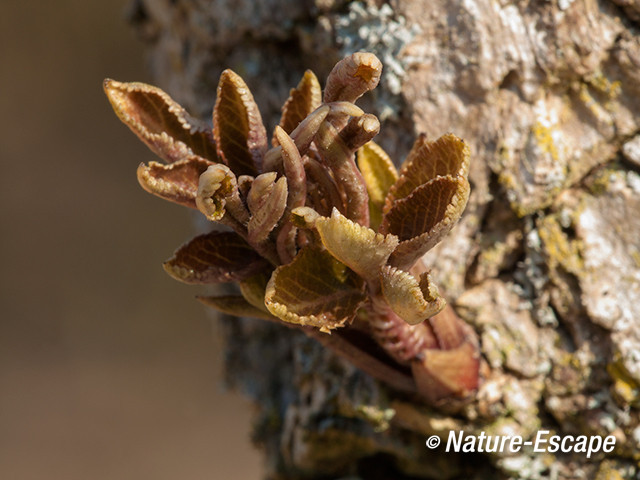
top-left (213, 70), bottom-right (267, 176)
top-left (163, 231), bottom-right (267, 284)
top-left (103, 79), bottom-right (217, 163)
top-left (288, 105), bottom-right (331, 156)
top-left (277, 70), bottom-right (322, 138)
top-left (265, 247), bottom-right (366, 333)
top-left (323, 52), bottom-right (382, 104)
top-left (380, 266), bottom-right (446, 325)
top-left (273, 126), bottom-right (307, 263)
top-left (247, 173), bottom-right (288, 244)
top-left (137, 156), bottom-right (213, 209)
top-left (411, 340), bottom-right (479, 404)
top-left (385, 133), bottom-right (469, 207)
top-left (196, 164), bottom-right (243, 222)
top-left (381, 175), bottom-right (470, 269)
top-left (315, 121), bottom-right (370, 226)
top-left (339, 114), bottom-right (380, 152)
top-left (262, 105), bottom-right (330, 172)
top-left (314, 208), bottom-right (398, 280)
top-left (357, 141), bottom-right (398, 230)
top-left (198, 295), bottom-right (276, 321)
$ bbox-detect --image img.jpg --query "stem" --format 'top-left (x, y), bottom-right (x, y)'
top-left (368, 295), bottom-right (438, 364)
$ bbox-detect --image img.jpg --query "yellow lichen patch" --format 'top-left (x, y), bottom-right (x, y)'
top-left (355, 405), bottom-right (395, 432)
top-left (607, 360), bottom-right (640, 407)
top-left (594, 462), bottom-right (625, 480)
top-left (578, 84), bottom-right (615, 126)
top-left (585, 71), bottom-right (622, 99)
top-left (537, 215), bottom-right (584, 275)
top-left (532, 122), bottom-right (560, 162)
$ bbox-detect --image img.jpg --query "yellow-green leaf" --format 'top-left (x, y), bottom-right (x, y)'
top-left (137, 155), bottom-right (213, 209)
top-left (103, 79), bottom-right (217, 163)
top-left (277, 70), bottom-right (322, 138)
top-left (379, 266), bottom-right (446, 325)
top-left (163, 231), bottom-right (267, 284)
top-left (265, 247), bottom-right (366, 333)
top-left (315, 208), bottom-right (398, 280)
top-left (385, 133), bottom-right (469, 208)
top-left (381, 175), bottom-right (470, 269)
top-left (213, 70), bottom-right (267, 176)
top-left (197, 295), bottom-right (277, 321)
top-left (357, 141), bottom-right (398, 230)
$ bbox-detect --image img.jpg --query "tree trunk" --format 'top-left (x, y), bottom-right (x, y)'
top-left (127, 0), bottom-right (640, 478)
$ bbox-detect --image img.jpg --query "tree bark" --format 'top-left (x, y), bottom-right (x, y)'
top-left (127, 0), bottom-right (640, 478)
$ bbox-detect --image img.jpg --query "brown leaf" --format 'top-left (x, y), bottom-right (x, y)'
top-left (277, 70), bottom-right (322, 138)
top-left (379, 266), bottom-right (446, 325)
top-left (385, 133), bottom-right (469, 207)
top-left (357, 141), bottom-right (398, 230)
top-left (163, 231), bottom-right (267, 284)
top-left (137, 155), bottom-right (213, 209)
top-left (315, 208), bottom-right (398, 280)
top-left (197, 295), bottom-right (277, 321)
top-left (381, 175), bottom-right (470, 269)
top-left (103, 79), bottom-right (217, 163)
top-left (213, 70), bottom-right (267, 176)
top-left (265, 247), bottom-right (366, 333)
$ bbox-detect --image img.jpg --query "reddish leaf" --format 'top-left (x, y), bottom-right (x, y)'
top-left (163, 231), bottom-right (267, 284)
top-left (213, 70), bottom-right (267, 176)
top-left (411, 340), bottom-right (480, 404)
top-left (104, 79), bottom-right (217, 163)
top-left (137, 156), bottom-right (213, 209)
top-left (265, 247), bottom-right (366, 333)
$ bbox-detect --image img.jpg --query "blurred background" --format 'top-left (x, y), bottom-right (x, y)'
top-left (0, 1), bottom-right (262, 478)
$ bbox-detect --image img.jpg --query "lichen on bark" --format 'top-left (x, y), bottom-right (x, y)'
top-left (125, 0), bottom-right (640, 478)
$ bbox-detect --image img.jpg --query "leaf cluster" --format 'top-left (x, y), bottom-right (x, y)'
top-left (104, 53), bottom-right (477, 401)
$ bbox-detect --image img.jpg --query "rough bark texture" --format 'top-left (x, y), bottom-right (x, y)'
top-left (127, 0), bottom-right (640, 478)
